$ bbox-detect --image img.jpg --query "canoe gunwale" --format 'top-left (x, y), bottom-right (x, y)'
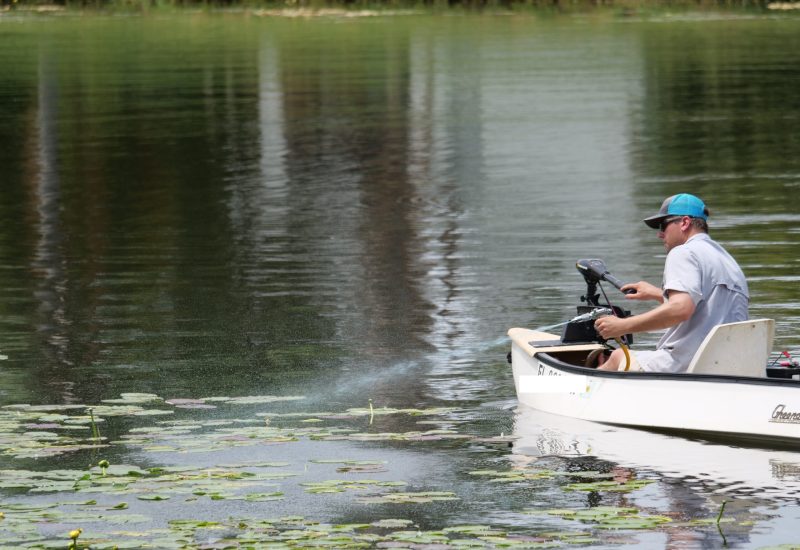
top-left (535, 349), bottom-right (800, 388)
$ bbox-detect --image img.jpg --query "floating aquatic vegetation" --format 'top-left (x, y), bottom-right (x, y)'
top-left (2, 404), bottom-right (88, 412)
top-left (344, 406), bottom-right (460, 418)
top-left (310, 459), bottom-right (387, 465)
top-left (536, 506), bottom-right (637, 520)
top-left (321, 429), bottom-right (475, 443)
top-left (159, 419), bottom-right (234, 427)
top-left (101, 393), bottom-right (163, 404)
top-left (113, 423), bottom-right (313, 453)
top-left (563, 479), bottom-right (655, 493)
top-left (310, 459), bottom-right (388, 474)
top-left (301, 479), bottom-right (407, 494)
top-left (0, 400), bottom-right (473, 464)
top-left (359, 490), bottom-right (459, 504)
top-left (533, 505), bottom-right (672, 530)
top-left (258, 412), bottom-right (336, 419)
top-left (137, 494), bottom-right (170, 501)
top-left (688, 516), bottom-right (736, 526)
top-left (164, 398), bottom-right (217, 410)
top-left (1, 439), bottom-right (108, 460)
top-left (371, 518), bottom-right (414, 528)
top-left (387, 529), bottom-right (451, 544)
top-left (88, 405), bottom-right (174, 418)
top-left (468, 469), bottom-right (559, 484)
top-left (593, 515), bottom-right (673, 530)
top-left (215, 461), bottom-right (291, 469)
top-left (238, 491), bottom-right (285, 501)
top-left (90, 464), bottom-right (149, 477)
top-left (0, 394), bottom-right (728, 548)
top-left (201, 395), bottom-right (306, 405)
top-left (0, 408), bottom-right (116, 458)
top-left (443, 525), bottom-right (506, 537)
top-left (0, 506), bottom-right (653, 549)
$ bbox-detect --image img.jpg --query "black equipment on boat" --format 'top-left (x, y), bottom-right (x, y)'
top-left (561, 259), bottom-right (633, 345)
top-left (576, 259), bottom-right (634, 297)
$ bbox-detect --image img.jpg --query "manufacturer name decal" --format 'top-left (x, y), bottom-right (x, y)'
top-left (770, 404), bottom-right (800, 424)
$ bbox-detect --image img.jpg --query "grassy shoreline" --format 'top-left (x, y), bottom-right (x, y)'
top-left (2, 0), bottom-right (797, 16)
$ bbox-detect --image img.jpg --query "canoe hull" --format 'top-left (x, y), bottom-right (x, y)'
top-left (511, 341), bottom-right (800, 445)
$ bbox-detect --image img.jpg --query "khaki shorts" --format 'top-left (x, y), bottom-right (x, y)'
top-left (629, 349), bottom-right (678, 373)
top-left (621, 349), bottom-right (643, 372)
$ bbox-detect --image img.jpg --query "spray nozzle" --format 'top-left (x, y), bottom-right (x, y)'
top-left (570, 308), bottom-right (612, 324)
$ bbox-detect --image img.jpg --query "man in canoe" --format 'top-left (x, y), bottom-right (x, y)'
top-left (593, 193), bottom-right (749, 372)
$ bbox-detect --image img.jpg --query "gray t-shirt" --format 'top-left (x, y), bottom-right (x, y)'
top-left (639, 233), bottom-right (749, 373)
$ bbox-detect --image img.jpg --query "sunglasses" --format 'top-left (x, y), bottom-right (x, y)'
top-left (658, 216), bottom-right (683, 232)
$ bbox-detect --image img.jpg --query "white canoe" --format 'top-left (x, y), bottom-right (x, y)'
top-left (508, 321), bottom-right (800, 446)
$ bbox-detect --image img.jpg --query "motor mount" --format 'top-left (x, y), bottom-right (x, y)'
top-left (562, 260), bottom-right (634, 345)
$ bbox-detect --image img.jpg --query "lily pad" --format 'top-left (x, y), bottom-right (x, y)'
top-left (371, 519), bottom-right (414, 528)
top-left (359, 491), bottom-right (459, 504)
top-left (102, 393), bottom-right (163, 404)
top-left (594, 515), bottom-right (672, 530)
top-left (201, 395), bottom-right (305, 405)
top-left (91, 465), bottom-right (149, 477)
top-left (534, 505), bottom-right (672, 530)
top-left (563, 479), bottom-right (655, 493)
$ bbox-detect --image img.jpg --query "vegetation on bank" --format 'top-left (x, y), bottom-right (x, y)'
top-left (1, 0), bottom-right (796, 12)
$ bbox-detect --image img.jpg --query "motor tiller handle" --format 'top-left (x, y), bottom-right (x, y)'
top-left (576, 259), bottom-right (634, 295)
top-left (603, 273), bottom-right (636, 295)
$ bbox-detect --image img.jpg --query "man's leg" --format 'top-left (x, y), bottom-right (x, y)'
top-left (597, 348), bottom-right (641, 371)
top-left (597, 348), bottom-right (626, 371)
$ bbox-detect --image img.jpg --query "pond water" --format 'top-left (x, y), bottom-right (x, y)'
top-left (1, 9), bottom-right (800, 548)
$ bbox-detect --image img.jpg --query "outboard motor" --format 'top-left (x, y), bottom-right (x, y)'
top-left (561, 259), bottom-right (633, 344)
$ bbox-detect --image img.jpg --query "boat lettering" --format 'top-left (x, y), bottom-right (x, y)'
top-left (536, 364), bottom-right (562, 377)
top-left (770, 404), bottom-right (800, 424)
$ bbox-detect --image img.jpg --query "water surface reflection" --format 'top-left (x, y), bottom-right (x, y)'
top-left (0, 12), bottom-right (799, 547)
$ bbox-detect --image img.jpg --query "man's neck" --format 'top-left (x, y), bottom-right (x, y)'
top-left (673, 227), bottom-right (706, 249)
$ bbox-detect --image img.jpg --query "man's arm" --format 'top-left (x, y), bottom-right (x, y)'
top-left (594, 290), bottom-right (695, 339)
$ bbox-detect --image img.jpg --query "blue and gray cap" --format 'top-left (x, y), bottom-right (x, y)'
top-left (643, 193), bottom-right (709, 229)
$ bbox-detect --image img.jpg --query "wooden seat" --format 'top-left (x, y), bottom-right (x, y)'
top-left (685, 319), bottom-right (775, 377)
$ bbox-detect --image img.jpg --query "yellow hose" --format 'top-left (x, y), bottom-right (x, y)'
top-left (614, 338), bottom-right (631, 371)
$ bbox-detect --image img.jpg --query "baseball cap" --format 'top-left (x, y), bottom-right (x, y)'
top-left (643, 193), bottom-right (709, 229)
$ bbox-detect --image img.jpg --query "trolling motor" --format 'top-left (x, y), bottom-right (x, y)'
top-left (576, 259), bottom-right (634, 302)
top-left (561, 259), bottom-right (633, 344)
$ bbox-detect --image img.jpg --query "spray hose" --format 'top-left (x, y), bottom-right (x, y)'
top-left (615, 338), bottom-right (631, 372)
top-left (596, 281), bottom-right (632, 372)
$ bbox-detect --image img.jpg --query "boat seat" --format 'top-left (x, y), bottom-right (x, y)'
top-left (685, 319), bottom-right (775, 377)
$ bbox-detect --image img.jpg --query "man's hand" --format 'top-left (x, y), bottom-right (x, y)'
top-left (594, 314), bottom-right (628, 340)
top-left (621, 281), bottom-right (663, 302)
top-left (594, 290), bottom-right (695, 339)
